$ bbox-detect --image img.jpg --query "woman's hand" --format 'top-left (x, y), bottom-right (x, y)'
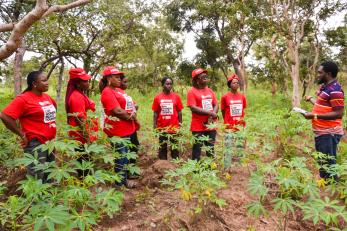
top-left (20, 136), bottom-right (28, 147)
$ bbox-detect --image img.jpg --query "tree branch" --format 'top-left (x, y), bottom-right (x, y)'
top-left (0, 23), bottom-right (14, 32)
top-left (0, 0), bottom-right (91, 61)
top-left (42, 0), bottom-right (91, 17)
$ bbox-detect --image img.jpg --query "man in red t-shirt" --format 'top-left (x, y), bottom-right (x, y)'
top-left (152, 77), bottom-right (183, 159)
top-left (0, 71), bottom-right (56, 183)
top-left (221, 74), bottom-right (247, 168)
top-left (187, 68), bottom-right (218, 160)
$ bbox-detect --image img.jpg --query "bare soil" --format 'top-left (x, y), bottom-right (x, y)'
top-left (97, 149), bottom-right (323, 231)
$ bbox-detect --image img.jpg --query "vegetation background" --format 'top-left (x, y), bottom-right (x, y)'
top-left (0, 0), bottom-right (346, 230)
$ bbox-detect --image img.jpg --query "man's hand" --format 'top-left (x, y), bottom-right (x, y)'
top-left (303, 112), bottom-right (314, 120)
top-left (304, 95), bottom-right (313, 102)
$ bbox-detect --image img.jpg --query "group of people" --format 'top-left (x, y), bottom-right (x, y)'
top-left (0, 61), bottom-right (344, 187)
top-left (0, 66), bottom-right (247, 187)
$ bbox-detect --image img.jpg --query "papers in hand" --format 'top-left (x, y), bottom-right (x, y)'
top-left (292, 107), bottom-right (308, 115)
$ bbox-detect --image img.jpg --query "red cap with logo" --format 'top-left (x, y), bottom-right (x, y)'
top-left (102, 66), bottom-right (124, 77)
top-left (227, 74), bottom-right (239, 82)
top-left (69, 68), bottom-right (91, 81)
top-left (191, 68), bottom-right (207, 78)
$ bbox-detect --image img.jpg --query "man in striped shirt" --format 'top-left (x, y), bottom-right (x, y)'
top-left (303, 61), bottom-right (344, 181)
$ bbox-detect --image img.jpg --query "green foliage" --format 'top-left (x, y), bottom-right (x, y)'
top-left (300, 197), bottom-right (347, 226)
top-left (0, 124), bottom-right (141, 230)
top-left (162, 157), bottom-right (227, 213)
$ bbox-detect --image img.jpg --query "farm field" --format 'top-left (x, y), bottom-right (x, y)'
top-left (0, 87), bottom-right (346, 230)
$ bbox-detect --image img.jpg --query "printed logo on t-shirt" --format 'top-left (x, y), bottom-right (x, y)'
top-left (41, 104), bottom-right (56, 123)
top-left (124, 95), bottom-right (134, 111)
top-left (230, 99), bottom-right (243, 116)
top-left (201, 95), bottom-right (212, 99)
top-left (160, 100), bottom-right (174, 115)
top-left (202, 98), bottom-right (213, 111)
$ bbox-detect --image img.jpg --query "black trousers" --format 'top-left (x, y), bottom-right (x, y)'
top-left (75, 146), bottom-right (91, 178)
top-left (158, 133), bottom-right (179, 160)
top-left (23, 138), bottom-right (55, 183)
top-left (192, 131), bottom-right (217, 161)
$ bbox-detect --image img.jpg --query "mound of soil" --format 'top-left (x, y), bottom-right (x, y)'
top-left (140, 160), bottom-right (176, 188)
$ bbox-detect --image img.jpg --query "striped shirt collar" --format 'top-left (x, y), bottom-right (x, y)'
top-left (321, 79), bottom-right (338, 90)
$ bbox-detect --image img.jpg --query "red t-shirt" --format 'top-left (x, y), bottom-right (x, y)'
top-left (187, 87), bottom-right (218, 132)
top-left (2, 91), bottom-right (57, 143)
top-left (67, 90), bottom-right (99, 144)
top-left (101, 87), bottom-right (135, 137)
top-left (117, 88), bottom-right (140, 131)
top-left (221, 92), bottom-right (247, 131)
top-left (152, 92), bottom-right (183, 133)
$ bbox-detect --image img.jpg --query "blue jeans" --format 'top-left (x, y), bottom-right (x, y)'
top-left (315, 134), bottom-right (342, 180)
top-left (112, 137), bottom-right (130, 186)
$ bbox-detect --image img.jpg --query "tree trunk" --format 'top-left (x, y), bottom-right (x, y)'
top-left (232, 59), bottom-right (244, 89)
top-left (56, 58), bottom-right (64, 101)
top-left (13, 39), bottom-right (26, 96)
top-left (240, 58), bottom-right (247, 92)
top-left (288, 40), bottom-right (301, 107)
top-left (271, 82), bottom-right (277, 96)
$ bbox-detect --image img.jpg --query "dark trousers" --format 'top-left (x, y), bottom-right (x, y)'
top-left (129, 131), bottom-right (140, 164)
top-left (23, 138), bottom-right (55, 183)
top-left (75, 146), bottom-right (91, 178)
top-left (192, 131), bottom-right (217, 160)
top-left (315, 134), bottom-right (342, 180)
top-left (112, 137), bottom-right (130, 186)
top-left (158, 133), bottom-right (179, 160)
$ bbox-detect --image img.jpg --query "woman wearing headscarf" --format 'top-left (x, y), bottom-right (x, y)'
top-left (221, 74), bottom-right (247, 168)
top-left (0, 71), bottom-right (56, 183)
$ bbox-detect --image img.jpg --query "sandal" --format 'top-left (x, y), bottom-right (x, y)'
top-left (125, 180), bottom-right (138, 188)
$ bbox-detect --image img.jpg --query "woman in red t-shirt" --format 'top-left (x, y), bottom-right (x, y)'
top-left (221, 74), bottom-right (247, 168)
top-left (0, 71), bottom-right (56, 183)
top-left (65, 67), bottom-right (99, 177)
top-left (152, 77), bottom-right (183, 160)
top-left (187, 68), bottom-right (218, 160)
top-left (99, 66), bottom-right (136, 187)
top-left (119, 76), bottom-right (140, 178)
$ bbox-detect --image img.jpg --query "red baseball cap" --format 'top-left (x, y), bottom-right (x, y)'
top-left (192, 68), bottom-right (207, 78)
top-left (227, 74), bottom-right (239, 82)
top-left (69, 68), bottom-right (91, 81)
top-left (102, 66), bottom-right (124, 77)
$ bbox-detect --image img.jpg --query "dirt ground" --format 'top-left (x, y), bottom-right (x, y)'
top-left (0, 142), bottom-right (338, 231)
top-left (96, 150), bottom-right (324, 231)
